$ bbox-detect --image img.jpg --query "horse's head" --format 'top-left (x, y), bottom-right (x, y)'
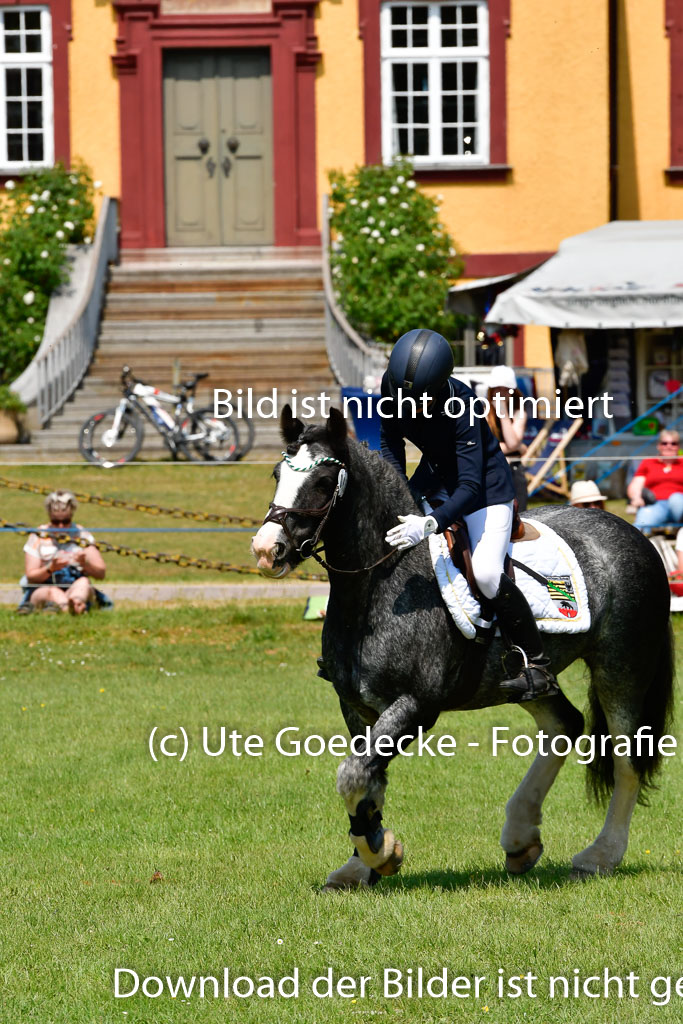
top-left (252, 405), bottom-right (349, 577)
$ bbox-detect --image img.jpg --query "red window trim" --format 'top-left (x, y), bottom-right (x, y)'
top-left (462, 251), bottom-right (553, 277)
top-left (0, 0), bottom-right (70, 181)
top-left (358, 0), bottom-right (510, 169)
top-left (112, 0), bottom-right (321, 249)
top-left (666, 0), bottom-right (683, 180)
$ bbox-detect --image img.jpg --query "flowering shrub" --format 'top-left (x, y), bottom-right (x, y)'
top-left (0, 162), bottom-right (95, 385)
top-left (328, 159), bottom-right (463, 345)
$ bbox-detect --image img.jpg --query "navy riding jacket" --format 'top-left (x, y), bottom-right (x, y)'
top-left (379, 373), bottom-right (516, 533)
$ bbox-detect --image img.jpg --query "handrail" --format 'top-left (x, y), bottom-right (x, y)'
top-left (321, 194), bottom-right (384, 388)
top-left (35, 197), bottom-right (118, 425)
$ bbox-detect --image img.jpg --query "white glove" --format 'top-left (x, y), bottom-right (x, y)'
top-left (385, 514), bottom-right (438, 550)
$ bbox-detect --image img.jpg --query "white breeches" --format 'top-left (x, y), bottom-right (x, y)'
top-left (464, 500), bottom-right (515, 600)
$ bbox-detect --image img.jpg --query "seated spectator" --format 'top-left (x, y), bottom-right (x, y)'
top-left (626, 429), bottom-right (683, 531)
top-left (569, 480), bottom-right (607, 510)
top-left (19, 491), bottom-right (107, 614)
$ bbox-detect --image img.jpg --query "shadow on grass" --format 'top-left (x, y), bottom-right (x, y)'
top-left (315, 859), bottom-right (670, 895)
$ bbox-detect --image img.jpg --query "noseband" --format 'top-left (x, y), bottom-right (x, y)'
top-left (261, 452), bottom-right (396, 575)
top-left (262, 453), bottom-right (348, 562)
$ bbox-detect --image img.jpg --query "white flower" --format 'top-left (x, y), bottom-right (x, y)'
top-left (378, 237), bottom-right (385, 244)
top-left (34, 334), bottom-right (40, 342)
top-left (449, 247), bottom-right (457, 257)
top-left (400, 202), bottom-right (409, 209)
top-left (407, 180), bottom-right (416, 189)
top-left (326, 206), bottom-right (334, 218)
top-left (37, 206), bottom-right (45, 213)
top-left (371, 229), bottom-right (380, 238)
top-left (40, 250), bottom-right (49, 259)
top-left (30, 193), bottom-right (38, 201)
top-left (40, 190), bottom-right (50, 201)
top-left (390, 228), bottom-right (400, 236)
top-left (371, 257), bottom-right (378, 264)
top-left (361, 200), bottom-right (369, 209)
top-left (2, 258), bottom-right (10, 266)
top-left (64, 220), bottom-right (75, 230)
top-left (437, 194), bottom-right (444, 202)
top-left (415, 243), bottom-right (425, 252)
top-left (25, 205), bottom-right (35, 215)
top-left (417, 270), bottom-right (426, 278)
top-left (349, 198), bottom-right (358, 205)
top-left (55, 230), bottom-right (65, 240)
top-left (351, 256), bottom-right (358, 264)
top-left (94, 180), bottom-right (102, 189)
top-left (23, 290), bottom-right (35, 305)
top-left (377, 196), bottom-right (387, 205)
top-left (27, 316), bottom-right (35, 324)
top-left (396, 175), bottom-right (405, 184)
top-left (68, 197), bottom-right (77, 206)
top-left (51, 204), bottom-right (58, 211)
top-left (84, 237), bottom-right (92, 245)
top-left (5, 180), bottom-right (15, 190)
top-left (70, 175), bottom-right (78, 184)
top-left (367, 216), bottom-right (375, 224)
top-left (360, 226), bottom-right (370, 234)
top-left (390, 186), bottom-right (399, 194)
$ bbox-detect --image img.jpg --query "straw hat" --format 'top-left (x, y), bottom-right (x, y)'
top-left (570, 480), bottom-right (607, 505)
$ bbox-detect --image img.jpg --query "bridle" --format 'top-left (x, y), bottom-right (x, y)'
top-left (261, 451), bottom-right (396, 575)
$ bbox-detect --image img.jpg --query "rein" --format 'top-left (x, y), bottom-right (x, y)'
top-left (262, 452), bottom-right (397, 576)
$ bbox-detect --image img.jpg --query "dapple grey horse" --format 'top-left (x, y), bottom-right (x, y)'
top-left (252, 408), bottom-right (674, 889)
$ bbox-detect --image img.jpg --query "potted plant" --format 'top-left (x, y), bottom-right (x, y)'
top-left (0, 385), bottom-right (27, 443)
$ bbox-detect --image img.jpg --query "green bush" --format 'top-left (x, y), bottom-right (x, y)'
top-left (328, 159), bottom-right (463, 346)
top-left (0, 162), bottom-right (95, 386)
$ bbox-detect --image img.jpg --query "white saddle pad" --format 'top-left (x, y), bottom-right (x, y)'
top-left (429, 517), bottom-right (591, 640)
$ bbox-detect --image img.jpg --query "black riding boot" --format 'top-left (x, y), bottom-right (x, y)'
top-left (492, 573), bottom-right (560, 702)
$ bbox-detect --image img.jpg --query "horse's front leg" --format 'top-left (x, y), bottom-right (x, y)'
top-left (330, 695), bottom-right (434, 886)
top-left (501, 693), bottom-right (583, 874)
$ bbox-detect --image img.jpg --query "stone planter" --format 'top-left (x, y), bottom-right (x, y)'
top-left (0, 410), bottom-right (19, 444)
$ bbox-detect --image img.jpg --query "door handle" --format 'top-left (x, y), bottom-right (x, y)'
top-left (227, 136), bottom-right (240, 153)
top-left (206, 157), bottom-right (216, 178)
top-left (198, 137), bottom-right (210, 154)
top-left (222, 156), bottom-right (232, 178)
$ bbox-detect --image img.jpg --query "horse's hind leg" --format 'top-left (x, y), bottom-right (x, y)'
top-left (570, 685), bottom-right (642, 878)
top-left (501, 693), bottom-right (584, 874)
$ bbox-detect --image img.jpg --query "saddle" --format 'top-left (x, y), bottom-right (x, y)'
top-left (443, 501), bottom-right (540, 614)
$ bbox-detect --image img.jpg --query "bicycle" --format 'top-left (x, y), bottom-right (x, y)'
top-left (78, 367), bottom-right (241, 466)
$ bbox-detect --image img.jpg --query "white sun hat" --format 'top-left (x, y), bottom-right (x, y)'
top-left (570, 480), bottom-right (607, 504)
top-left (488, 365), bottom-right (518, 391)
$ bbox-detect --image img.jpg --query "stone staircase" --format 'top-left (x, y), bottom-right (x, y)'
top-left (3, 247), bottom-right (337, 463)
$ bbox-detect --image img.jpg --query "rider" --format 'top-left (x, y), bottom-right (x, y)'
top-left (380, 328), bottom-right (559, 702)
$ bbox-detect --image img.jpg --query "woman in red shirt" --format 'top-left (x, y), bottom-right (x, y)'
top-left (627, 429), bottom-right (683, 530)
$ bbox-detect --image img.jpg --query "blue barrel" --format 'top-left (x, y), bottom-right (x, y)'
top-left (341, 387), bottom-right (383, 450)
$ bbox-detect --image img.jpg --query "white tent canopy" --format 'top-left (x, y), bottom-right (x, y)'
top-left (486, 221), bottom-right (683, 329)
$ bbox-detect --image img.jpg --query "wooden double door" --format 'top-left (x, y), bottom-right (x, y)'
top-left (163, 49), bottom-right (273, 246)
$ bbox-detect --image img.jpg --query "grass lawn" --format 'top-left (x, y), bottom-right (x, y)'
top-left (0, 463), bottom-right (632, 587)
top-left (0, 603), bottom-right (680, 1023)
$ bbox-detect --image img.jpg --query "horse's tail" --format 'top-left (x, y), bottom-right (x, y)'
top-left (586, 620), bottom-right (676, 805)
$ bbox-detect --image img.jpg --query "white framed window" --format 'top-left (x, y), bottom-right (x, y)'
top-left (0, 7), bottom-right (53, 171)
top-left (381, 1), bottom-right (490, 167)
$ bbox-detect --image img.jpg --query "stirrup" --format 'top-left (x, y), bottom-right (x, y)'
top-left (499, 646), bottom-right (560, 703)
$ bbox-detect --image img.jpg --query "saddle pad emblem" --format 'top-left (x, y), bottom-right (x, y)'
top-left (546, 575), bottom-right (578, 618)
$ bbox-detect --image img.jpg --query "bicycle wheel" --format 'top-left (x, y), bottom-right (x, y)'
top-left (79, 407), bottom-right (144, 467)
top-left (181, 409), bottom-right (240, 462)
top-left (235, 415), bottom-right (256, 460)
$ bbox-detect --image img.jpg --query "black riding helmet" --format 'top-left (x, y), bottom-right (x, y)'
top-left (386, 329), bottom-right (454, 400)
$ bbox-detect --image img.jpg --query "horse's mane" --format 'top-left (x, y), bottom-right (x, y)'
top-left (292, 422), bottom-right (419, 522)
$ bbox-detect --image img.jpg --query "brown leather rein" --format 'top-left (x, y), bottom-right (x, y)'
top-left (262, 454), bottom-right (397, 576)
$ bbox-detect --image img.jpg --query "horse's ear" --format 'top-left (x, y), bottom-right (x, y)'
top-left (281, 404), bottom-right (304, 444)
top-left (326, 406), bottom-right (348, 449)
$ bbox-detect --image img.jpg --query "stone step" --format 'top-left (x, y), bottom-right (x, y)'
top-left (98, 320), bottom-right (326, 340)
top-left (108, 274), bottom-right (323, 293)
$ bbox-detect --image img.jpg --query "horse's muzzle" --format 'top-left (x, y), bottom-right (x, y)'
top-left (252, 525), bottom-right (292, 577)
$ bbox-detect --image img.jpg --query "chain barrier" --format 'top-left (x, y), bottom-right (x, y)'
top-left (0, 474), bottom-right (262, 527)
top-left (1, 518), bottom-right (326, 581)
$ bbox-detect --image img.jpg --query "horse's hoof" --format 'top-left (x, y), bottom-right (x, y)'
top-left (322, 856), bottom-right (374, 891)
top-left (375, 840), bottom-right (404, 877)
top-left (505, 842), bottom-right (543, 875)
